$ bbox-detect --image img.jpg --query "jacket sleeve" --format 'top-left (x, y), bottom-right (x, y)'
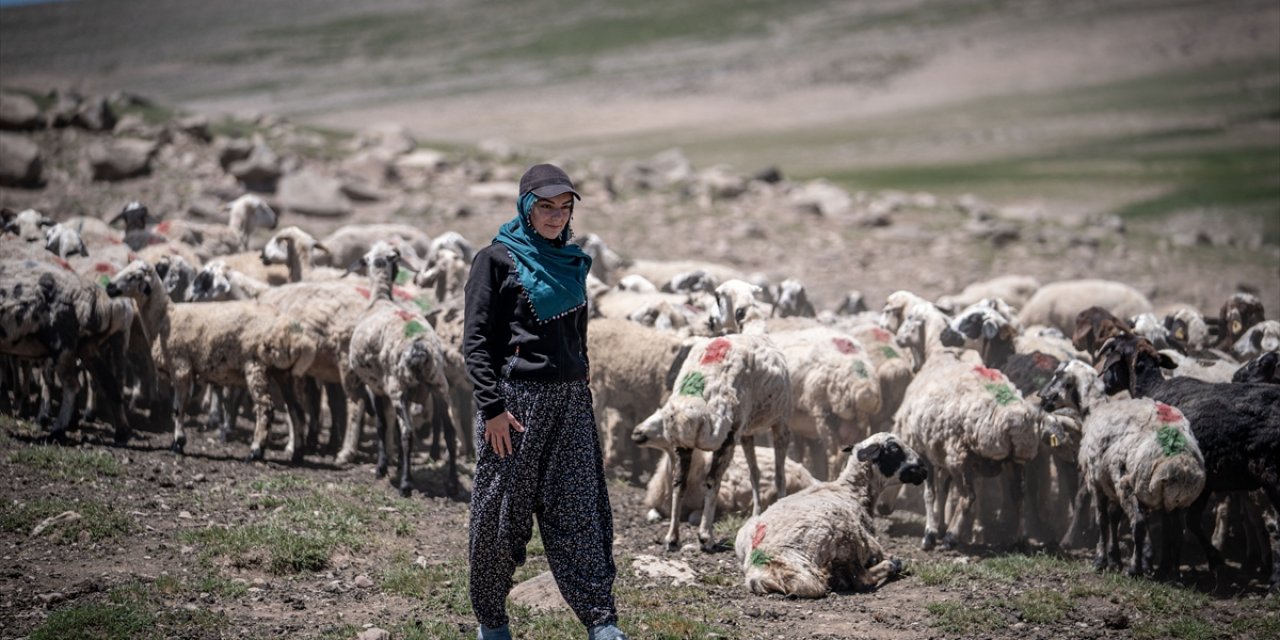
top-left (463, 248), bottom-right (507, 421)
top-left (578, 304), bottom-right (590, 371)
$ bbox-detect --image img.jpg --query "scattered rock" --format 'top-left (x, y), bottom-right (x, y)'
top-left (88, 137), bottom-right (157, 181)
top-left (276, 169), bottom-right (352, 216)
top-left (508, 571), bottom-right (570, 613)
top-left (30, 511), bottom-right (81, 538)
top-left (228, 136), bottom-right (283, 192)
top-left (1102, 610), bottom-right (1129, 629)
top-left (352, 574), bottom-right (375, 589)
top-left (0, 92), bottom-right (42, 130)
top-left (74, 96), bottom-right (117, 131)
top-left (0, 131), bottom-right (43, 187)
top-left (356, 628), bottom-right (390, 640)
top-left (631, 554), bottom-right (697, 587)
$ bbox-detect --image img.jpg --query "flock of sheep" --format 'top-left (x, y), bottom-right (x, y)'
top-left (2, 197), bottom-right (1279, 598)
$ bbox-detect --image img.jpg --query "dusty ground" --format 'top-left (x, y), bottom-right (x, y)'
top-left (2, 415), bottom-right (1277, 640)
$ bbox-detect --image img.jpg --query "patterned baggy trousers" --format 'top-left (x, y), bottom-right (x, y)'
top-left (468, 378), bottom-right (618, 630)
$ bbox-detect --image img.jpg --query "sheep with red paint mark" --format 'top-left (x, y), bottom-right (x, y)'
top-left (348, 241), bottom-right (457, 496)
top-left (644, 445), bottom-right (817, 525)
top-left (733, 432), bottom-right (927, 597)
top-left (1039, 359), bottom-right (1206, 578)
top-left (631, 332), bottom-right (792, 551)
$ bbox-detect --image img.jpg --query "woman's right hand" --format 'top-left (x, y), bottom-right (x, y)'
top-left (483, 411), bottom-right (525, 458)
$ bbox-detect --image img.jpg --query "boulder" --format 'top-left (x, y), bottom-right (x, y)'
top-left (228, 137), bottom-right (283, 192)
top-left (508, 571), bottom-right (569, 613)
top-left (216, 136), bottom-right (254, 169)
top-left (89, 138), bottom-right (157, 181)
top-left (0, 132), bottom-right (43, 187)
top-left (788, 179), bottom-right (851, 217)
top-left (74, 96), bottom-right (117, 131)
top-left (277, 169), bottom-right (351, 217)
top-left (0, 92), bottom-right (42, 130)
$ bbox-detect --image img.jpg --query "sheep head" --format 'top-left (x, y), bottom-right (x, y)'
top-left (105, 259), bottom-right (161, 305)
top-left (1163, 306), bottom-right (1209, 353)
top-left (1095, 334), bottom-right (1175, 398)
top-left (841, 433), bottom-right (927, 507)
top-left (44, 223), bottom-right (89, 259)
top-left (109, 201), bottom-right (151, 232)
top-left (189, 260), bottom-right (233, 302)
top-left (1218, 292), bottom-right (1265, 347)
top-left (227, 194), bottom-right (278, 235)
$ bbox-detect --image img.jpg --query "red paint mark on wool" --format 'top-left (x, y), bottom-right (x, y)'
top-left (832, 337), bottom-right (858, 354)
top-left (392, 286), bottom-right (414, 301)
top-left (1032, 352), bottom-right (1056, 370)
top-left (52, 257), bottom-right (73, 271)
top-left (395, 309), bottom-right (414, 322)
top-left (872, 328), bottom-right (893, 342)
top-left (154, 221), bottom-right (171, 234)
top-left (93, 262), bottom-right (115, 273)
top-left (973, 365), bottom-right (1003, 381)
top-left (1156, 402), bottom-right (1182, 423)
top-left (752, 522), bottom-right (767, 548)
top-left (701, 338), bottom-right (732, 365)
top-left (355, 287), bottom-right (371, 299)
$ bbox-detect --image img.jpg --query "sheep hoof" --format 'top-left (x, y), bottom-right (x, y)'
top-left (921, 531), bottom-right (937, 551)
top-left (287, 448), bottom-right (303, 464)
top-left (889, 558), bottom-right (904, 577)
top-left (375, 465), bottom-right (388, 479)
top-left (246, 448), bottom-right (265, 463)
top-left (399, 485), bottom-right (412, 498)
top-left (663, 538), bottom-right (679, 552)
top-left (113, 428), bottom-right (132, 446)
top-left (43, 429), bottom-right (68, 446)
top-left (940, 533), bottom-right (959, 550)
top-left (171, 436), bottom-right (186, 455)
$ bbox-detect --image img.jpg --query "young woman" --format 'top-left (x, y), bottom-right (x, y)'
top-left (463, 163), bottom-right (628, 640)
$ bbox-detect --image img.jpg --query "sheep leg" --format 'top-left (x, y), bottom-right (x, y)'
top-left (946, 471), bottom-right (976, 550)
top-left (394, 393), bottom-right (414, 497)
top-left (335, 371), bottom-right (367, 465)
top-left (812, 409), bottom-right (835, 482)
top-left (1210, 495), bottom-right (1233, 552)
top-left (322, 382), bottom-right (348, 455)
top-left (85, 352), bottom-right (129, 444)
top-left (1156, 508), bottom-right (1185, 582)
top-left (1126, 495), bottom-right (1149, 577)
top-left (922, 468), bottom-right (948, 550)
top-left (37, 364), bottom-right (56, 427)
top-left (245, 363), bottom-right (275, 462)
top-left (772, 422), bottom-right (790, 503)
top-left (1060, 462), bottom-right (1094, 549)
top-left (274, 373), bottom-right (307, 464)
top-left (1242, 493), bottom-right (1269, 575)
top-left (299, 377), bottom-right (322, 453)
top-left (698, 437), bottom-right (738, 552)
top-left (366, 389), bottom-right (391, 479)
top-left (433, 391), bottom-right (459, 497)
top-left (1092, 488), bottom-right (1111, 571)
top-left (664, 448), bottom-right (692, 551)
top-left (740, 436), bottom-right (763, 516)
top-left (1185, 491), bottom-right (1222, 573)
top-left (1260, 482), bottom-right (1280, 590)
top-left (1007, 462), bottom-right (1027, 548)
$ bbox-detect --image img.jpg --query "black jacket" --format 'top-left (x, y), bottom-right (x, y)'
top-left (463, 243), bottom-right (590, 420)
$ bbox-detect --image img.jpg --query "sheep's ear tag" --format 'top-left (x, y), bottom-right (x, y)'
top-left (1050, 433), bottom-right (1060, 448)
top-left (1232, 320), bottom-right (1242, 334)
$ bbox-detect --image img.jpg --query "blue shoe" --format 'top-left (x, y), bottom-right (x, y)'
top-left (477, 623), bottom-right (512, 640)
top-left (587, 623), bottom-right (629, 640)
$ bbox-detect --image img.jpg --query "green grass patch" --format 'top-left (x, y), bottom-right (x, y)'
top-left (9, 445), bottom-right (122, 480)
top-left (181, 489), bottom-right (375, 575)
top-left (0, 498), bottom-right (134, 543)
top-left (1014, 588), bottom-right (1070, 624)
top-left (29, 582), bottom-right (226, 640)
top-left (380, 555), bottom-right (471, 617)
top-left (926, 600), bottom-right (1004, 634)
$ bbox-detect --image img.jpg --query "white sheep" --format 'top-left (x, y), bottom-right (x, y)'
top-left (1163, 305), bottom-right (1214, 353)
top-left (42, 223), bottom-right (89, 259)
top-left (1160, 349), bottom-right (1240, 383)
top-left (770, 326), bottom-right (881, 481)
top-left (631, 333), bottom-right (793, 551)
top-left (315, 223), bottom-right (432, 269)
top-left (935, 275), bottom-right (1041, 313)
top-left (1039, 359), bottom-right (1206, 577)
top-left (734, 432), bottom-right (928, 597)
top-left (348, 242), bottom-right (456, 496)
top-left (1, 208), bottom-right (53, 242)
top-left (1232, 320), bottom-right (1280, 361)
top-left (644, 446), bottom-right (816, 524)
top-left (771, 278), bottom-right (816, 318)
top-left (891, 301), bottom-right (1045, 550)
top-left (152, 194), bottom-right (278, 260)
top-left (259, 226), bottom-right (343, 283)
top-left (165, 300), bottom-right (316, 460)
top-left (1016, 279), bottom-right (1153, 336)
top-left (189, 259), bottom-right (272, 301)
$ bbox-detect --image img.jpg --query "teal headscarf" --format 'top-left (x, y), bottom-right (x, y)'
top-left (494, 192), bottom-right (592, 322)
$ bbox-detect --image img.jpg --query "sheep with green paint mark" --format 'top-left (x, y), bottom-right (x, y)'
top-left (888, 297), bottom-right (1047, 551)
top-left (348, 241), bottom-right (457, 497)
top-left (631, 332), bottom-right (792, 552)
top-left (1039, 359), bottom-right (1205, 578)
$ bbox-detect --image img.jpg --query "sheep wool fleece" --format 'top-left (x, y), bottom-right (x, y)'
top-left (469, 378), bottom-right (618, 630)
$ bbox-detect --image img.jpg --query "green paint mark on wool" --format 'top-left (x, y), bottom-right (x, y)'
top-left (404, 320), bottom-right (427, 338)
top-left (679, 371), bottom-right (706, 397)
top-left (853, 360), bottom-right (869, 379)
top-left (1157, 426), bottom-right (1187, 457)
top-left (880, 346), bottom-right (899, 359)
top-left (750, 549), bottom-right (771, 567)
top-left (395, 270), bottom-right (411, 285)
top-left (984, 383), bottom-right (1017, 406)
top-left (98, 275), bottom-right (110, 287)
top-left (288, 321), bottom-right (304, 334)
top-left (414, 296), bottom-right (433, 314)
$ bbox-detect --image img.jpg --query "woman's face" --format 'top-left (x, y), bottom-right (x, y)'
top-left (530, 193), bottom-right (574, 240)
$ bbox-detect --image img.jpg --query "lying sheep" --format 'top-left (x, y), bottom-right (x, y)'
top-left (315, 223), bottom-right (432, 269)
top-left (1039, 360), bottom-right (1206, 577)
top-left (1163, 305), bottom-right (1214, 354)
top-left (152, 194), bottom-right (279, 260)
top-left (1096, 334), bottom-right (1280, 589)
top-left (1233, 351), bottom-right (1280, 385)
top-left (43, 223), bottom-right (89, 259)
top-left (936, 275), bottom-right (1041, 313)
top-left (644, 446), bottom-right (816, 524)
top-left (1, 207), bottom-right (54, 242)
top-left (631, 333), bottom-right (792, 551)
top-left (1018, 279), bottom-right (1153, 336)
top-left (734, 432), bottom-right (927, 597)
top-left (348, 242), bottom-right (456, 496)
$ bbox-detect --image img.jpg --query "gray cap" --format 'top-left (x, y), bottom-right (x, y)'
top-left (519, 163), bottom-right (581, 200)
